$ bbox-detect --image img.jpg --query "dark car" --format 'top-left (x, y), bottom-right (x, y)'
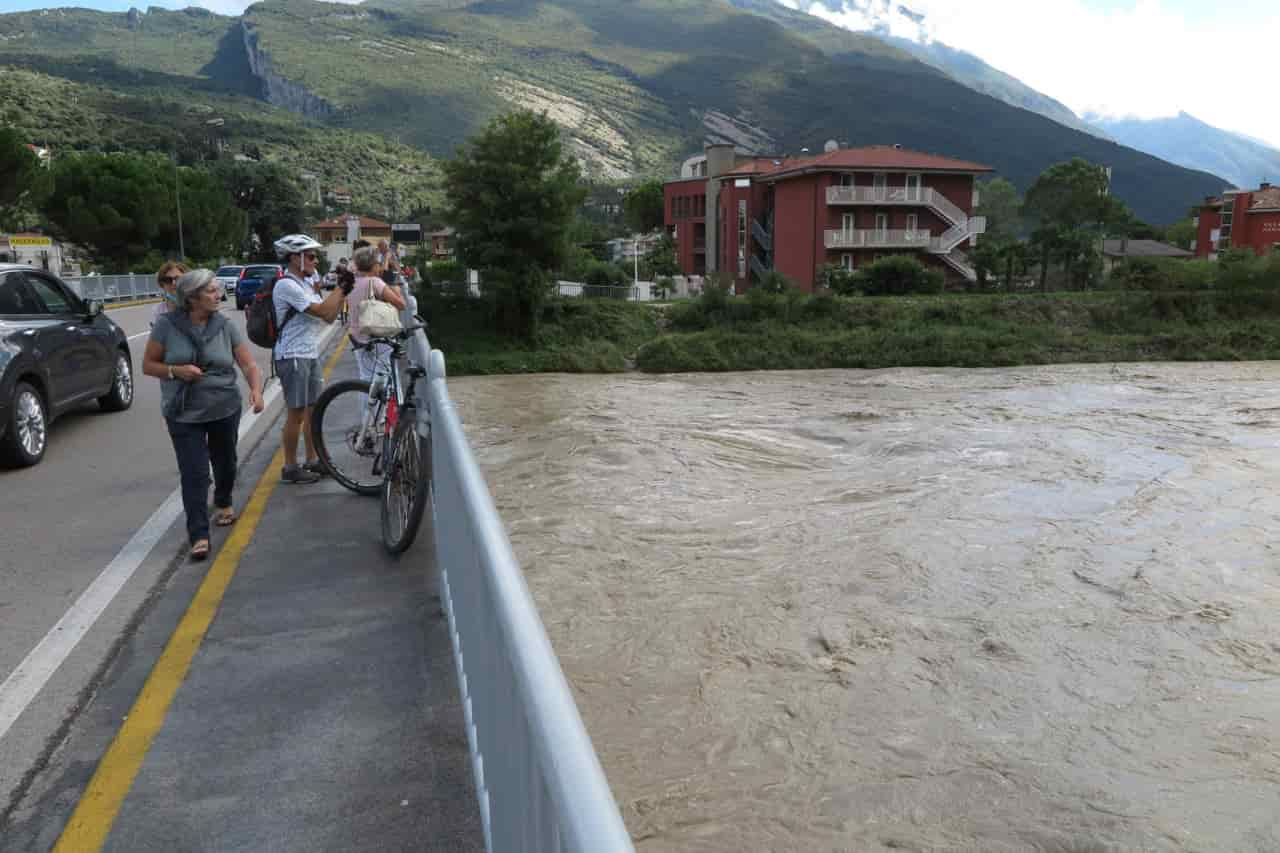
top-left (235, 264), bottom-right (284, 310)
top-left (0, 265), bottom-right (133, 467)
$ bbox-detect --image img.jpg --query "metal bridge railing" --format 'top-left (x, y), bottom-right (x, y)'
top-left (402, 296), bottom-right (633, 853)
top-left (63, 274), bottom-right (162, 305)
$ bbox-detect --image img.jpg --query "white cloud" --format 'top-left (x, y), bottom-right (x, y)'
top-left (792, 0), bottom-right (1280, 149)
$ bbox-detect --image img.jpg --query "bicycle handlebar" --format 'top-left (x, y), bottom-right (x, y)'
top-left (357, 321), bottom-right (428, 347)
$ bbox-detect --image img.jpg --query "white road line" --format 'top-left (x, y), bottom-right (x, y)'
top-left (0, 325), bottom-right (337, 741)
top-left (127, 331), bottom-right (149, 341)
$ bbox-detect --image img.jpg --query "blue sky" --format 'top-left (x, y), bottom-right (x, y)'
top-left (2, 0), bottom-right (1277, 148)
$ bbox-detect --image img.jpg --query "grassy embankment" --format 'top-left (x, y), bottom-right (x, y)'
top-left (420, 285), bottom-right (1280, 376)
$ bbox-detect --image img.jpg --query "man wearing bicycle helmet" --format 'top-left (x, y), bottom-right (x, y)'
top-left (272, 233), bottom-right (349, 484)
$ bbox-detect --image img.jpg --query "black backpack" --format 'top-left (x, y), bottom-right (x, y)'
top-left (245, 273), bottom-right (297, 349)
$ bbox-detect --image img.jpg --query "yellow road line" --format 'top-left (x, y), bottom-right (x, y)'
top-left (105, 298), bottom-right (162, 311)
top-left (53, 332), bottom-right (350, 852)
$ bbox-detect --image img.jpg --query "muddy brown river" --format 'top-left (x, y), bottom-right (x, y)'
top-left (449, 363), bottom-right (1280, 853)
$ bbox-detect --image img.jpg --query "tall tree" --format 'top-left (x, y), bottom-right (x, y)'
top-left (974, 177), bottom-right (1023, 290)
top-left (442, 110), bottom-right (585, 338)
top-left (0, 127), bottom-right (51, 232)
top-left (1163, 217), bottom-right (1197, 251)
top-left (210, 161), bottom-right (306, 261)
top-left (976, 177), bottom-right (1022, 243)
top-left (43, 152), bottom-right (172, 270)
top-left (159, 167), bottom-right (248, 261)
top-left (1023, 158), bottom-right (1130, 290)
top-left (622, 178), bottom-right (665, 234)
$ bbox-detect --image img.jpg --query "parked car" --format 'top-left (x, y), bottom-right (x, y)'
top-left (235, 264), bottom-right (284, 310)
top-left (214, 265), bottom-right (244, 300)
top-left (0, 265), bottom-right (133, 467)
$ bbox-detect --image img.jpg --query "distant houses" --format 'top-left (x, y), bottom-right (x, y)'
top-left (1194, 182), bottom-right (1280, 258)
top-left (664, 142), bottom-right (990, 293)
top-left (1101, 239), bottom-right (1193, 275)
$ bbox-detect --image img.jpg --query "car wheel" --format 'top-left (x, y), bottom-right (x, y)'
top-left (98, 350), bottom-right (134, 412)
top-left (1, 381), bottom-right (48, 467)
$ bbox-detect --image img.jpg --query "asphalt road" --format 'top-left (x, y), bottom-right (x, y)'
top-left (0, 297), bottom-right (280, 816)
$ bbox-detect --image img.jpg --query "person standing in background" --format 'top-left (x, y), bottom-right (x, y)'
top-left (270, 234), bottom-right (348, 484)
top-left (151, 261), bottom-right (187, 327)
top-left (346, 244), bottom-right (407, 381)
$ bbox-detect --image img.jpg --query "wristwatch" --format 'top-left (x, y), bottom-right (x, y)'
top-left (168, 365), bottom-right (175, 380)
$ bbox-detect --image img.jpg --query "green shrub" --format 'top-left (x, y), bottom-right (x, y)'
top-left (859, 255), bottom-right (944, 296)
top-left (1108, 257), bottom-right (1164, 290)
top-left (431, 259), bottom-right (464, 284)
top-left (817, 262), bottom-right (860, 296)
top-left (583, 260), bottom-right (625, 288)
top-left (755, 269), bottom-right (796, 294)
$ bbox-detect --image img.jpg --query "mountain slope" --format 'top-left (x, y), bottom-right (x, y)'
top-left (1089, 112), bottom-right (1279, 192)
top-left (0, 0), bottom-right (1227, 225)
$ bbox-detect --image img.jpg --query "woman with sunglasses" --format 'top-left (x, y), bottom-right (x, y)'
top-left (151, 261), bottom-right (187, 327)
top-left (142, 269), bottom-right (265, 560)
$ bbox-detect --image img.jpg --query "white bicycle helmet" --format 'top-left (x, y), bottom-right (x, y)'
top-left (273, 233), bottom-right (323, 260)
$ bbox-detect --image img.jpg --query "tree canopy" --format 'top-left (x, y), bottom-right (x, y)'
top-left (622, 178), bottom-right (665, 234)
top-left (43, 152), bottom-right (173, 270)
top-left (210, 160), bottom-right (306, 261)
top-left (442, 110), bottom-right (585, 338)
top-left (0, 127), bottom-right (51, 232)
top-left (1023, 158), bottom-right (1132, 290)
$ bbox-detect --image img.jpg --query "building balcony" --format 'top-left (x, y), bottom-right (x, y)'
top-left (826, 185), bottom-right (967, 227)
top-left (824, 228), bottom-right (935, 250)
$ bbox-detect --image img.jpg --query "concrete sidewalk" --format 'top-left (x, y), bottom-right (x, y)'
top-left (5, 348), bottom-right (483, 852)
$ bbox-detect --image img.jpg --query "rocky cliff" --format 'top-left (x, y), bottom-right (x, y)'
top-left (240, 22), bottom-right (334, 121)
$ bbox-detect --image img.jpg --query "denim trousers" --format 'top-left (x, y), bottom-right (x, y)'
top-left (166, 410), bottom-right (241, 544)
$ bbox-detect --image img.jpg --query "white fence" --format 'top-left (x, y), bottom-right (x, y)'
top-left (63, 274), bottom-right (162, 305)
top-left (402, 297), bottom-right (633, 853)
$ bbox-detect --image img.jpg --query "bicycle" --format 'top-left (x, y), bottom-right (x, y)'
top-left (311, 323), bottom-right (432, 554)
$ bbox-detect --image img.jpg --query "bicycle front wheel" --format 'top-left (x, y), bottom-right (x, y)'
top-left (381, 407), bottom-right (431, 554)
top-left (312, 378), bottom-right (385, 496)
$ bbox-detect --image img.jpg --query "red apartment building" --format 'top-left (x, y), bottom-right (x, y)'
top-left (664, 143), bottom-right (992, 292)
top-left (1194, 183), bottom-right (1280, 258)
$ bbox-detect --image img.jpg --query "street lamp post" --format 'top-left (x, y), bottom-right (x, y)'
top-left (173, 152), bottom-right (185, 260)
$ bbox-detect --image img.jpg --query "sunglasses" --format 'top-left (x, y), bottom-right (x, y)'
top-left (158, 275), bottom-right (178, 284)
top-left (303, 253), bottom-right (319, 261)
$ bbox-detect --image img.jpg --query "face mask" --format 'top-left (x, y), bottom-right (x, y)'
top-left (163, 290), bottom-right (178, 303)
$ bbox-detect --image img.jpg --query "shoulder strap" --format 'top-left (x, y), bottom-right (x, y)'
top-left (272, 275), bottom-right (301, 341)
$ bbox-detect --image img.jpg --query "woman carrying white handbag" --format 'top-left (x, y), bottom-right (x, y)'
top-left (346, 244), bottom-right (408, 380)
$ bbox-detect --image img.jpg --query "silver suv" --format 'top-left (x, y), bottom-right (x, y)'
top-left (214, 265), bottom-right (244, 300)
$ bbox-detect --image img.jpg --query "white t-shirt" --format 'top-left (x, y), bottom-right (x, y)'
top-left (272, 274), bottom-right (325, 360)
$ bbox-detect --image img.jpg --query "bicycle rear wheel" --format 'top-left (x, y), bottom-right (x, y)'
top-left (381, 406), bottom-right (431, 554)
top-left (312, 378), bottom-right (384, 496)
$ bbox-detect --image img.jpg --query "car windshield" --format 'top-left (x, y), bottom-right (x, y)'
top-left (215, 266), bottom-right (241, 276)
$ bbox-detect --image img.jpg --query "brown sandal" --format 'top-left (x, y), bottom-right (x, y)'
top-left (191, 539), bottom-right (210, 560)
top-left (214, 509), bottom-right (237, 527)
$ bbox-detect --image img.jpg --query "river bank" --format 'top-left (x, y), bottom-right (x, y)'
top-left (419, 288), bottom-right (1280, 375)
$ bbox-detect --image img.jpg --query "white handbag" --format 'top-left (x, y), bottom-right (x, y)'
top-left (358, 284), bottom-right (402, 338)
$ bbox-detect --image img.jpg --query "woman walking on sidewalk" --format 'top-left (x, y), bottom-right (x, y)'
top-left (143, 269), bottom-right (265, 560)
